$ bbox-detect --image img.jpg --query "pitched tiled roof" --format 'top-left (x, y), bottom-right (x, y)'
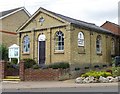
top-left (0, 7), bottom-right (22, 18)
top-left (40, 7), bottom-right (113, 35)
top-left (101, 21), bottom-right (120, 35)
top-left (0, 7), bottom-right (31, 19)
top-left (0, 7), bottom-right (21, 18)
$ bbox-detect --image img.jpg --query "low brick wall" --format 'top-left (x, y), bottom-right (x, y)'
top-left (0, 61), bottom-right (6, 79)
top-left (6, 69), bottom-right (19, 76)
top-left (24, 68), bottom-right (69, 81)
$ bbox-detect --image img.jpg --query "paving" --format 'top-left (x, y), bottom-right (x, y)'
top-left (1, 79), bottom-right (119, 89)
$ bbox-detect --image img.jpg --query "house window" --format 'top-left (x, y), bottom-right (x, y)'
top-left (55, 31), bottom-right (64, 51)
top-left (78, 32), bottom-right (84, 46)
top-left (23, 35), bottom-right (30, 53)
top-left (96, 35), bottom-right (102, 54)
top-left (111, 38), bottom-right (115, 55)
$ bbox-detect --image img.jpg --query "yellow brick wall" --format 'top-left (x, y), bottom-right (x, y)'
top-left (2, 10), bottom-right (29, 32)
top-left (21, 12), bottom-right (65, 31)
top-left (19, 26), bottom-right (71, 65)
top-left (70, 26), bottom-right (114, 68)
top-left (18, 10), bottom-right (115, 68)
top-left (1, 32), bottom-right (17, 47)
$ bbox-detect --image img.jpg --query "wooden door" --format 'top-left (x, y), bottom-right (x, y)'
top-left (39, 41), bottom-right (45, 66)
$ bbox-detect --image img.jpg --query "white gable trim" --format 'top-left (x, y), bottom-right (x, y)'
top-left (17, 7), bottom-right (69, 31)
top-left (0, 7), bottom-right (31, 20)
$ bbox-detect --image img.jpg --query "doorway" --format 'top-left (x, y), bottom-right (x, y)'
top-left (38, 34), bottom-right (46, 66)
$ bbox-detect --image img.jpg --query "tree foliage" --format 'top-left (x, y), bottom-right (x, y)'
top-left (0, 44), bottom-right (8, 61)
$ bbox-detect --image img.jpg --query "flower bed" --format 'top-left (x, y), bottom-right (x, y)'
top-left (75, 70), bottom-right (120, 83)
top-left (75, 76), bottom-right (120, 83)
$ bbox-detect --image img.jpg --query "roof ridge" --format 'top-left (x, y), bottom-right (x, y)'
top-left (0, 7), bottom-right (24, 19)
top-left (40, 7), bottom-right (95, 26)
top-left (18, 7), bottom-right (113, 35)
top-left (106, 21), bottom-right (120, 27)
top-left (0, 7), bottom-right (23, 13)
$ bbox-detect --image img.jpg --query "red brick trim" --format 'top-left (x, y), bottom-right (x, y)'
top-left (0, 30), bottom-right (17, 35)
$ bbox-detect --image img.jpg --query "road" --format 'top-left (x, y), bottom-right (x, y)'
top-left (1, 81), bottom-right (119, 93)
top-left (2, 86), bottom-right (119, 92)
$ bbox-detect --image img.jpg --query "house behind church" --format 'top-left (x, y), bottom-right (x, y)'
top-left (101, 21), bottom-right (120, 56)
top-left (17, 7), bottom-right (116, 69)
top-left (0, 7), bottom-right (30, 47)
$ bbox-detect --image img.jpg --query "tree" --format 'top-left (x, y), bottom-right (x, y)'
top-left (0, 44), bottom-right (8, 61)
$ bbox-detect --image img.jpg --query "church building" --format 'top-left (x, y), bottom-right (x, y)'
top-left (17, 7), bottom-right (115, 68)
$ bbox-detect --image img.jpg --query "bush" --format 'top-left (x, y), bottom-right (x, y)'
top-left (6, 62), bottom-right (14, 69)
top-left (0, 44), bottom-right (8, 61)
top-left (49, 62), bottom-right (70, 69)
top-left (22, 58), bottom-right (36, 69)
top-left (6, 62), bottom-right (19, 69)
top-left (112, 67), bottom-right (120, 77)
top-left (81, 71), bottom-right (112, 78)
top-left (11, 58), bottom-right (18, 64)
top-left (33, 64), bottom-right (40, 69)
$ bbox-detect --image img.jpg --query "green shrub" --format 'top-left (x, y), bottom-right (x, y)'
top-left (49, 62), bottom-right (70, 69)
top-left (11, 58), bottom-right (18, 64)
top-left (22, 58), bottom-right (36, 69)
top-left (6, 61), bottom-right (19, 70)
top-left (0, 44), bottom-right (8, 61)
top-left (6, 62), bottom-right (14, 69)
top-left (112, 67), bottom-right (120, 77)
top-left (33, 64), bottom-right (40, 69)
top-left (81, 71), bottom-right (112, 78)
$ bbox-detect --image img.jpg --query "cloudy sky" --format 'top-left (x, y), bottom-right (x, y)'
top-left (0, 0), bottom-right (119, 26)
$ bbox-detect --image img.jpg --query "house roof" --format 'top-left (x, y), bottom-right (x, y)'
top-left (18, 7), bottom-right (113, 35)
top-left (43, 8), bottom-right (112, 34)
top-left (0, 7), bottom-right (31, 19)
top-left (101, 21), bottom-right (120, 35)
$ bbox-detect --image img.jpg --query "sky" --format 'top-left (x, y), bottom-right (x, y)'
top-left (0, 0), bottom-right (119, 26)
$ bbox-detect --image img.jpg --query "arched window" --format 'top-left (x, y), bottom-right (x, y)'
top-left (78, 32), bottom-right (84, 46)
top-left (23, 35), bottom-right (30, 53)
top-left (96, 35), bottom-right (102, 53)
top-left (55, 31), bottom-right (64, 51)
top-left (111, 38), bottom-right (115, 55)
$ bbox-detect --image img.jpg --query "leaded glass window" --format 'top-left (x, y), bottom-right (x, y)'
top-left (96, 35), bottom-right (102, 53)
top-left (78, 32), bottom-right (84, 46)
top-left (23, 35), bottom-right (30, 53)
top-left (111, 38), bottom-right (115, 55)
top-left (55, 31), bottom-right (64, 51)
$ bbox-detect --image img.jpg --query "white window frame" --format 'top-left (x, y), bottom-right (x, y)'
top-left (78, 32), bottom-right (84, 47)
top-left (55, 31), bottom-right (64, 51)
top-left (96, 35), bottom-right (102, 54)
top-left (23, 35), bottom-right (30, 53)
top-left (111, 38), bottom-right (115, 55)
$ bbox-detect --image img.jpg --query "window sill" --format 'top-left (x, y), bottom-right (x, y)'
top-left (22, 52), bottom-right (30, 55)
top-left (96, 53), bottom-right (102, 55)
top-left (54, 50), bottom-right (64, 54)
top-left (78, 52), bottom-right (86, 54)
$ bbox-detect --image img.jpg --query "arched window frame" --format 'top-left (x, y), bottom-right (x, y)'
top-left (111, 38), bottom-right (115, 55)
top-left (54, 31), bottom-right (64, 51)
top-left (78, 32), bottom-right (84, 47)
top-left (96, 35), bottom-right (102, 54)
top-left (23, 35), bottom-right (30, 53)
